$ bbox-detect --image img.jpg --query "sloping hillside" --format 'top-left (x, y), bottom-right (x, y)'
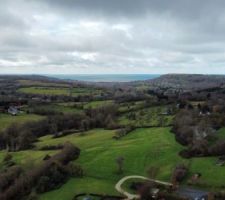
top-left (146, 74), bottom-right (225, 90)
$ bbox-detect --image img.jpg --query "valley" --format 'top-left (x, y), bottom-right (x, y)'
top-left (0, 74), bottom-right (225, 200)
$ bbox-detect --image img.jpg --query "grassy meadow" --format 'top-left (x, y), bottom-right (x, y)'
top-left (83, 100), bottom-right (114, 109)
top-left (36, 127), bottom-right (225, 200)
top-left (37, 128), bottom-right (182, 200)
top-left (18, 86), bottom-right (102, 96)
top-left (27, 103), bottom-right (83, 114)
top-left (118, 105), bottom-right (174, 127)
top-left (0, 149), bottom-right (57, 169)
top-left (18, 80), bottom-right (70, 87)
top-left (0, 113), bottom-right (44, 131)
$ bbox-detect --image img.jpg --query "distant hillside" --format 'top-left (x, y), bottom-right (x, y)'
top-left (146, 74), bottom-right (225, 91)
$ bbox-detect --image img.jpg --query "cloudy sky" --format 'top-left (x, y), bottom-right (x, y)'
top-left (1, 0), bottom-right (225, 74)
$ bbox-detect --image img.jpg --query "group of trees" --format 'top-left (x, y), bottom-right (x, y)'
top-left (114, 126), bottom-right (135, 139)
top-left (0, 166), bottom-right (23, 193)
top-left (84, 104), bottom-right (119, 130)
top-left (0, 104), bottom-right (120, 152)
top-left (173, 98), bottom-right (225, 158)
top-left (171, 164), bottom-right (188, 184)
top-left (0, 142), bottom-right (81, 200)
top-left (129, 165), bottom-right (188, 200)
top-left (113, 89), bottom-right (149, 103)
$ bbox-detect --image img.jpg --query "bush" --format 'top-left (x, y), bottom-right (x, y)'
top-left (172, 164), bottom-right (188, 183)
top-left (0, 166), bottom-right (23, 193)
top-left (39, 144), bottom-right (64, 151)
top-left (0, 143), bottom-right (81, 200)
top-left (66, 163), bottom-right (83, 177)
top-left (114, 126), bottom-right (135, 139)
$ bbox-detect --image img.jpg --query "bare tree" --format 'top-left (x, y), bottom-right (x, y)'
top-left (146, 166), bottom-right (159, 179)
top-left (138, 183), bottom-right (155, 200)
top-left (116, 156), bottom-right (125, 174)
top-left (137, 166), bottom-right (160, 200)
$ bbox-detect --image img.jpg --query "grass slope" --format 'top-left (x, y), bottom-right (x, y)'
top-left (38, 128), bottom-right (225, 200)
top-left (0, 127), bottom-right (224, 200)
top-left (0, 113), bottom-right (44, 131)
top-left (118, 106), bottom-right (173, 127)
top-left (0, 150), bottom-right (57, 169)
top-left (83, 100), bottom-right (114, 109)
top-left (27, 103), bottom-right (82, 114)
top-left (37, 128), bottom-right (185, 200)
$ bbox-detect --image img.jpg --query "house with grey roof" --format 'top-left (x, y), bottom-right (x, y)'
top-left (8, 106), bottom-right (19, 116)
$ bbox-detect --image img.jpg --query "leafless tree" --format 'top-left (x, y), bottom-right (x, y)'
top-left (116, 156), bottom-right (125, 174)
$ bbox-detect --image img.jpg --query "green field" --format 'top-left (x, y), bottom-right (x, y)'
top-left (18, 86), bottom-right (102, 96)
top-left (83, 100), bottom-right (114, 109)
top-left (36, 128), bottom-right (184, 182)
top-left (118, 101), bottom-right (145, 113)
top-left (39, 177), bottom-right (117, 200)
top-left (0, 113), bottom-right (44, 131)
top-left (27, 100), bottom-right (114, 115)
top-left (1, 124), bottom-right (225, 199)
top-left (55, 100), bottom-right (114, 111)
top-left (118, 106), bottom-right (173, 127)
top-left (37, 128), bottom-right (225, 200)
top-left (18, 80), bottom-right (70, 87)
top-left (38, 128), bottom-right (182, 200)
top-left (28, 103), bottom-right (83, 114)
top-left (0, 149), bottom-right (57, 169)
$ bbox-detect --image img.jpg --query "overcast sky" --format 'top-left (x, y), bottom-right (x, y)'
top-left (1, 0), bottom-right (225, 74)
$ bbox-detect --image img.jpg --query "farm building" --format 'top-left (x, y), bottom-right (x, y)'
top-left (8, 106), bottom-right (19, 116)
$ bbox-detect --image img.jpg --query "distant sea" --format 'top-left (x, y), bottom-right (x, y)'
top-left (48, 74), bottom-right (160, 82)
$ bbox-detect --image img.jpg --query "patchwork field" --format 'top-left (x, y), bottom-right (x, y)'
top-left (83, 100), bottom-right (114, 109)
top-left (27, 103), bottom-right (83, 114)
top-left (26, 100), bottom-right (114, 115)
top-left (118, 101), bottom-right (145, 113)
top-left (18, 86), bottom-right (102, 96)
top-left (18, 79), bottom-right (70, 87)
top-left (57, 100), bottom-right (114, 109)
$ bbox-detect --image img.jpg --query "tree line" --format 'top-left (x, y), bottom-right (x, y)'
top-left (0, 105), bottom-right (119, 152)
top-left (172, 99), bottom-right (225, 158)
top-left (0, 142), bottom-right (81, 200)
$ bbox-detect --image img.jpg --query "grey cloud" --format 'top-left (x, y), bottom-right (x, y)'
top-left (40, 0), bottom-right (223, 20)
top-left (1, 0), bottom-right (225, 74)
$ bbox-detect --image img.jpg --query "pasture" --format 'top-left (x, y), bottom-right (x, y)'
top-left (18, 86), bottom-right (102, 97)
top-left (0, 123), bottom-right (224, 199)
top-left (37, 128), bottom-right (183, 200)
top-left (118, 106), bottom-right (174, 127)
top-left (0, 113), bottom-right (44, 132)
top-left (37, 128), bottom-right (225, 200)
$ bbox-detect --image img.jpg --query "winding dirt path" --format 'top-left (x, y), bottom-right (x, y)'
top-left (115, 175), bottom-right (173, 200)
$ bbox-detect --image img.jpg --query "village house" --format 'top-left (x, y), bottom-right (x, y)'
top-left (8, 106), bottom-right (19, 116)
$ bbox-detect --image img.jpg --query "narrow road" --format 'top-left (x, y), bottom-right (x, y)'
top-left (176, 187), bottom-right (208, 200)
top-left (115, 175), bottom-right (173, 200)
